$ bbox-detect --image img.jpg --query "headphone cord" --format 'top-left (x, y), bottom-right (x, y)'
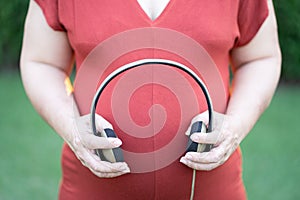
top-left (190, 169), bottom-right (196, 200)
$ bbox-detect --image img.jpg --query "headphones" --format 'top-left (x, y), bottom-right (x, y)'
top-left (90, 59), bottom-right (214, 163)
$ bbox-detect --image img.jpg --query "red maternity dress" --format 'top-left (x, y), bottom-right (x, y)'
top-left (35, 0), bottom-right (268, 199)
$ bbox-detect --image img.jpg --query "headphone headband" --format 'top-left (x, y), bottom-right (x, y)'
top-left (90, 58), bottom-right (214, 143)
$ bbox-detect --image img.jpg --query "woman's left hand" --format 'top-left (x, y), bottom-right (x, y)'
top-left (180, 111), bottom-right (243, 171)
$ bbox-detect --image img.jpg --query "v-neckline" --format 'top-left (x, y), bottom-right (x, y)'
top-left (133, 0), bottom-right (175, 24)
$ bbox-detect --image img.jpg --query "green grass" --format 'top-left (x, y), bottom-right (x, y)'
top-left (0, 73), bottom-right (62, 200)
top-left (241, 84), bottom-right (300, 200)
top-left (0, 72), bottom-right (299, 199)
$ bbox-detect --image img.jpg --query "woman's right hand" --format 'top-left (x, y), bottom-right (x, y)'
top-left (21, 0), bottom-right (130, 178)
top-left (66, 114), bottom-right (131, 178)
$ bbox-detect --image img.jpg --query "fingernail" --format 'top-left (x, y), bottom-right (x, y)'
top-left (111, 138), bottom-right (122, 147)
top-left (191, 134), bottom-right (199, 141)
top-left (118, 163), bottom-right (127, 169)
top-left (120, 165), bottom-right (130, 172)
top-left (180, 158), bottom-right (187, 164)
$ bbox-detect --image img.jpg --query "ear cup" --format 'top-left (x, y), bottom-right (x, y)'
top-left (95, 129), bottom-right (124, 163)
top-left (186, 121), bottom-right (208, 153)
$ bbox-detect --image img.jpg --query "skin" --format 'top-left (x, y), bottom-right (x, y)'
top-left (137, 0), bottom-right (171, 20)
top-left (180, 0), bottom-right (281, 170)
top-left (20, 0), bottom-right (281, 177)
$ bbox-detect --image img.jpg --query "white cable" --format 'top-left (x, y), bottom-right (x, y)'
top-left (190, 169), bottom-right (196, 200)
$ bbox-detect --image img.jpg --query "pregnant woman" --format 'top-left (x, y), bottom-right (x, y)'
top-left (20, 0), bottom-right (281, 199)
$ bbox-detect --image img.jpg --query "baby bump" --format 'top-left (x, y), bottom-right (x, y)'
top-left (94, 65), bottom-right (207, 173)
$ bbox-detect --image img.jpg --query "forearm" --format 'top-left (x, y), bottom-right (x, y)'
top-left (226, 56), bottom-right (281, 142)
top-left (227, 0), bottom-right (281, 142)
top-left (20, 61), bottom-right (78, 142)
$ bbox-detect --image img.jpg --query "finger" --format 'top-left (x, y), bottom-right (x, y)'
top-left (81, 148), bottom-right (130, 173)
top-left (183, 148), bottom-right (226, 164)
top-left (95, 114), bottom-right (113, 130)
top-left (80, 133), bottom-right (123, 149)
top-left (75, 114), bottom-right (113, 134)
top-left (92, 161), bottom-right (130, 173)
top-left (185, 111), bottom-right (209, 136)
top-left (184, 135), bottom-right (236, 165)
top-left (70, 135), bottom-right (130, 178)
top-left (203, 132), bottom-right (238, 162)
top-left (190, 130), bottom-right (220, 144)
top-left (181, 150), bottom-right (228, 170)
top-left (89, 150), bottom-right (130, 173)
top-left (82, 157), bottom-right (130, 177)
top-left (87, 161), bottom-right (130, 178)
top-left (91, 169), bottom-right (130, 178)
top-left (73, 140), bottom-right (130, 173)
top-left (180, 157), bottom-right (219, 171)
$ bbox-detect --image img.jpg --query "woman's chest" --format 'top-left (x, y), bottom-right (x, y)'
top-left (59, 0), bottom-right (240, 66)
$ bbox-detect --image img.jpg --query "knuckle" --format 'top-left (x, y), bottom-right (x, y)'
top-left (72, 137), bottom-right (81, 149)
top-left (211, 154), bottom-right (221, 163)
top-left (90, 163), bottom-right (99, 171)
top-left (217, 151), bottom-right (225, 160)
top-left (219, 158), bottom-right (226, 165)
top-left (75, 151), bottom-right (84, 160)
top-left (189, 163), bottom-right (197, 170)
top-left (208, 132), bottom-right (219, 144)
top-left (211, 150), bottom-right (224, 162)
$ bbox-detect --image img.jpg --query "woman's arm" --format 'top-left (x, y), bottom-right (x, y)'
top-left (180, 0), bottom-right (281, 170)
top-left (228, 0), bottom-right (281, 133)
top-left (20, 0), bottom-right (130, 177)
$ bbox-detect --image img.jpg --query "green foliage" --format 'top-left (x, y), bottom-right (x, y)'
top-left (0, 1), bottom-right (299, 80)
top-left (273, 0), bottom-right (300, 81)
top-left (0, 0), bottom-right (29, 70)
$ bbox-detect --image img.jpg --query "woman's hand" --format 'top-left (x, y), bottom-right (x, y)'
top-left (20, 1), bottom-right (130, 178)
top-left (66, 114), bottom-right (130, 178)
top-left (180, 0), bottom-right (281, 171)
top-left (180, 111), bottom-right (242, 171)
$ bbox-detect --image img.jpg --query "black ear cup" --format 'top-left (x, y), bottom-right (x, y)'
top-left (186, 121), bottom-right (211, 153)
top-left (95, 129), bottom-right (124, 163)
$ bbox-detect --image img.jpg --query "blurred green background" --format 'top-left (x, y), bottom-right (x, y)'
top-left (0, 0), bottom-right (300, 199)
